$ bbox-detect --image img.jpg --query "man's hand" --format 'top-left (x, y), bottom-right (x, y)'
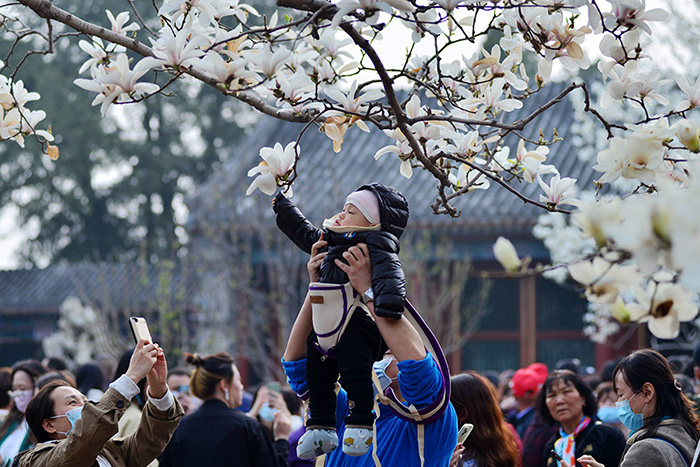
top-left (334, 243), bottom-right (372, 294)
top-left (125, 340), bottom-right (159, 385)
top-left (147, 344), bottom-right (168, 399)
top-left (307, 236), bottom-right (327, 283)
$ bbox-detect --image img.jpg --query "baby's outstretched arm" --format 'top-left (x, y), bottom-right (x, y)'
top-left (273, 192), bottom-right (323, 253)
top-left (282, 237), bottom-right (327, 361)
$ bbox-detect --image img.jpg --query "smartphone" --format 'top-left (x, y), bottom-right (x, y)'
top-left (129, 317), bottom-right (152, 344)
top-left (457, 423), bottom-right (473, 445)
top-left (267, 381), bottom-right (281, 394)
top-left (550, 449), bottom-right (584, 467)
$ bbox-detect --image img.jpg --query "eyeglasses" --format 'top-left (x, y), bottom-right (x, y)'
top-left (171, 385), bottom-right (189, 397)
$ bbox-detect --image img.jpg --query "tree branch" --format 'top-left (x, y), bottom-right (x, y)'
top-left (17, 0), bottom-right (311, 123)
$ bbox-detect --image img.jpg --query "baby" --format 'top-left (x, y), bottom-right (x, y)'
top-left (273, 183), bottom-right (408, 459)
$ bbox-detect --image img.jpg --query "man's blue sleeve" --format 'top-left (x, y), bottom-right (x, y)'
top-left (282, 358), bottom-right (308, 398)
top-left (396, 352), bottom-right (442, 408)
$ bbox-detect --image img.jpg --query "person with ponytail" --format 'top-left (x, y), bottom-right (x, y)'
top-left (576, 349), bottom-right (700, 467)
top-left (0, 360), bottom-right (47, 467)
top-left (449, 371), bottom-right (521, 467)
top-left (158, 352), bottom-right (291, 467)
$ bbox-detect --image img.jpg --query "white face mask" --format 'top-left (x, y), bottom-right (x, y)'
top-left (9, 389), bottom-right (34, 414)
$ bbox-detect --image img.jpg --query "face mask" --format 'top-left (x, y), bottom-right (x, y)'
top-left (10, 389), bottom-right (34, 414)
top-left (373, 357), bottom-right (395, 394)
top-left (258, 402), bottom-right (277, 422)
top-left (616, 392), bottom-right (646, 432)
top-left (597, 406), bottom-right (619, 424)
top-left (50, 406), bottom-right (83, 436)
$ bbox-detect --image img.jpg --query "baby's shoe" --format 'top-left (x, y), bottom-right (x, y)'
top-left (342, 426), bottom-right (373, 456)
top-left (297, 427), bottom-right (338, 459)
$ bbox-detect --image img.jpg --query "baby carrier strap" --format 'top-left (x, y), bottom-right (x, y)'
top-left (651, 437), bottom-right (690, 467)
top-left (374, 300), bottom-right (451, 424)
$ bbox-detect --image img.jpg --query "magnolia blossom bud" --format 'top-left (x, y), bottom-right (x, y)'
top-left (493, 237), bottom-right (522, 272)
top-left (609, 296), bottom-right (631, 324)
top-left (675, 119), bottom-right (700, 153)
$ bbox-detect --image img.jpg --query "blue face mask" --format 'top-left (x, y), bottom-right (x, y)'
top-left (372, 357), bottom-right (395, 395)
top-left (597, 406), bottom-right (619, 424)
top-left (258, 402), bottom-right (277, 423)
top-left (616, 392), bottom-right (646, 432)
top-left (50, 406), bottom-right (83, 436)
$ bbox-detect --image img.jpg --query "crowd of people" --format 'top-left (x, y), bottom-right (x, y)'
top-left (0, 246), bottom-right (698, 466)
top-left (1, 184), bottom-right (700, 466)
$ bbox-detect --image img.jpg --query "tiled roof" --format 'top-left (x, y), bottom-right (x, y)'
top-left (188, 82), bottom-right (594, 261)
top-left (0, 262), bottom-right (200, 314)
top-left (189, 82), bottom-right (592, 235)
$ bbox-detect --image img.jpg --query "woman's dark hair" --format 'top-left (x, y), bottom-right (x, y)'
top-left (185, 352), bottom-right (235, 400)
top-left (76, 363), bottom-right (105, 395)
top-left (450, 372), bottom-right (520, 467)
top-left (0, 367), bottom-right (11, 409)
top-left (36, 371), bottom-right (77, 390)
top-left (536, 370), bottom-right (598, 425)
top-left (613, 349), bottom-right (700, 441)
top-left (114, 350), bottom-right (147, 409)
top-left (25, 380), bottom-right (71, 443)
top-left (43, 357), bottom-right (69, 372)
top-left (0, 360), bottom-right (48, 441)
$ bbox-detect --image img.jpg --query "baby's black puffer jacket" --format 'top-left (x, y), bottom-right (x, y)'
top-left (273, 183), bottom-right (409, 319)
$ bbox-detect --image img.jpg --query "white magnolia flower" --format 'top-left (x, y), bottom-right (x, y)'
top-left (674, 119), bottom-right (700, 153)
top-left (573, 199), bottom-right (622, 247)
top-left (479, 78), bottom-right (523, 114)
top-left (610, 195), bottom-right (672, 274)
top-left (516, 140), bottom-right (549, 163)
top-left (78, 37), bottom-right (125, 75)
top-left (537, 174), bottom-right (580, 207)
top-left (493, 237), bottom-right (522, 272)
top-left (675, 75), bottom-right (700, 111)
top-left (99, 54), bottom-right (159, 96)
top-left (449, 164), bottom-right (490, 192)
top-left (147, 29), bottom-right (206, 69)
top-left (212, 0), bottom-right (259, 22)
top-left (159, 0), bottom-right (218, 27)
top-left (247, 43), bottom-right (293, 79)
top-left (568, 257), bottom-right (637, 304)
top-left (471, 45), bottom-right (527, 91)
top-left (199, 51), bottom-right (252, 89)
top-left (106, 10), bottom-right (140, 35)
top-left (0, 79), bottom-right (39, 110)
top-left (598, 30), bottom-right (641, 65)
top-left (593, 137), bottom-right (627, 183)
top-left (75, 54), bottom-right (158, 116)
top-left (246, 142), bottom-right (298, 196)
top-left (604, 0), bottom-right (669, 36)
top-left (627, 282), bottom-right (698, 339)
top-left (522, 158), bottom-right (558, 183)
top-left (0, 107), bottom-right (23, 146)
top-left (375, 128), bottom-right (413, 179)
top-left (331, 0), bottom-right (415, 28)
top-left (326, 80), bottom-right (383, 116)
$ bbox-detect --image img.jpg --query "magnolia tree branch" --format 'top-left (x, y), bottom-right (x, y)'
top-left (17, 0), bottom-right (310, 123)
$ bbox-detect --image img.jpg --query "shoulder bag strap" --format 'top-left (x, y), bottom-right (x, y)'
top-left (651, 437), bottom-right (690, 467)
